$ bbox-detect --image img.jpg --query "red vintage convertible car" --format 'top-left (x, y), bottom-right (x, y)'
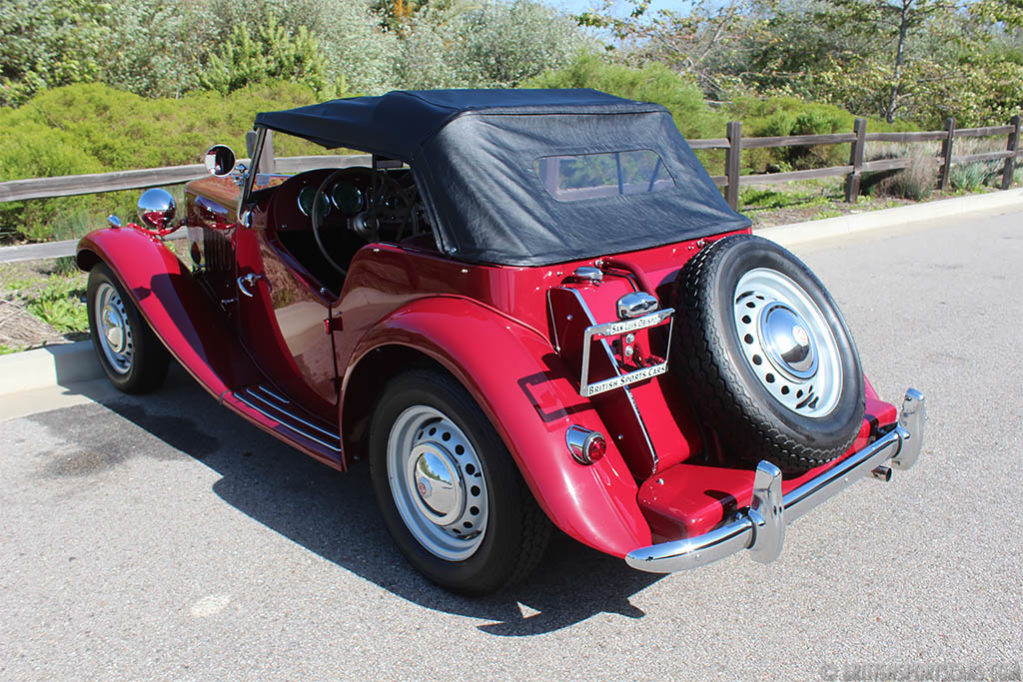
top-left (78, 89), bottom-right (924, 594)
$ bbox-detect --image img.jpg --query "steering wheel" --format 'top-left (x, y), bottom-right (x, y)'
top-left (311, 168), bottom-right (414, 277)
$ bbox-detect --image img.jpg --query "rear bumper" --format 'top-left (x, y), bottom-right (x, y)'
top-left (625, 388), bottom-right (925, 573)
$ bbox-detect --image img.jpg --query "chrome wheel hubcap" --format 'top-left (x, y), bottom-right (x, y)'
top-left (733, 268), bottom-right (842, 417)
top-left (94, 282), bottom-right (134, 375)
top-left (387, 405), bottom-right (488, 561)
top-left (759, 303), bottom-right (817, 379)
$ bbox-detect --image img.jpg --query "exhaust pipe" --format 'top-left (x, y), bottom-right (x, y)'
top-left (870, 465), bottom-right (892, 482)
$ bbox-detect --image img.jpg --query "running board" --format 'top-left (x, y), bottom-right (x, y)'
top-left (230, 384), bottom-right (342, 459)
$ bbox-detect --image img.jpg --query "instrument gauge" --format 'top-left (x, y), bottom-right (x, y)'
top-left (331, 183), bottom-right (364, 215)
top-left (297, 186), bottom-right (330, 219)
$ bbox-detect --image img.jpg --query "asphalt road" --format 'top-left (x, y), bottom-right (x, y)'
top-left (2, 211), bottom-right (1022, 680)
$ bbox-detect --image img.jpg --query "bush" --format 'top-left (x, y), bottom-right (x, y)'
top-left (0, 0), bottom-right (111, 106)
top-left (395, 1), bottom-right (592, 90)
top-left (0, 82), bottom-right (324, 242)
top-left (868, 146), bottom-right (937, 201)
top-left (950, 162), bottom-right (992, 192)
top-left (726, 95), bottom-right (919, 173)
top-left (524, 54), bottom-right (727, 141)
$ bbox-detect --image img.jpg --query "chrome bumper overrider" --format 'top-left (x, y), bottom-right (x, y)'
top-left (625, 388), bottom-right (926, 573)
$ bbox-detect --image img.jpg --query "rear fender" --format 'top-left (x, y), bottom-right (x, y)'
top-left (76, 227), bottom-right (261, 395)
top-left (344, 296), bottom-right (652, 558)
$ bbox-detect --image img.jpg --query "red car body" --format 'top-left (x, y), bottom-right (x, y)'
top-left (77, 89), bottom-right (924, 588)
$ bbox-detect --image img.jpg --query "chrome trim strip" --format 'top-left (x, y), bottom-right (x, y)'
top-left (546, 288), bottom-right (562, 353)
top-left (255, 384), bottom-right (290, 405)
top-left (234, 391), bottom-right (341, 453)
top-left (619, 382), bottom-right (659, 474)
top-left (625, 388), bottom-right (925, 573)
top-left (241, 389), bottom-right (338, 441)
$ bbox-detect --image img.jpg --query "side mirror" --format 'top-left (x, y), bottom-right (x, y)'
top-left (137, 188), bottom-right (176, 232)
top-left (204, 145), bottom-right (236, 177)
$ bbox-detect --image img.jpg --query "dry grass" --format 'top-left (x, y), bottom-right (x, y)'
top-left (865, 142), bottom-right (939, 200)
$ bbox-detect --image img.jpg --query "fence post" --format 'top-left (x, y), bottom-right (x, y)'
top-left (1002, 114), bottom-right (1020, 190)
top-left (726, 120), bottom-right (741, 210)
top-left (245, 130), bottom-right (276, 173)
top-left (845, 117), bottom-right (867, 202)
top-left (259, 130), bottom-right (276, 174)
top-left (938, 117), bottom-right (956, 190)
top-left (245, 130), bottom-right (258, 160)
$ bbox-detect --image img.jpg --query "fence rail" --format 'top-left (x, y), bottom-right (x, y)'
top-left (1, 114), bottom-right (1021, 262)
top-left (0, 154), bottom-right (373, 204)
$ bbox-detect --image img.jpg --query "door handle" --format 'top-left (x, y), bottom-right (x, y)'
top-left (237, 273), bottom-right (264, 298)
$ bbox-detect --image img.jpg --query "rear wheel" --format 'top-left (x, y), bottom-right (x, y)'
top-left (672, 235), bottom-right (865, 473)
top-left (369, 369), bottom-right (551, 595)
top-left (86, 263), bottom-right (170, 394)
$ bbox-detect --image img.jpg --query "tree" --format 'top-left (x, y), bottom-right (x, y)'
top-left (817, 0), bottom-right (956, 122)
top-left (579, 0), bottom-right (759, 98)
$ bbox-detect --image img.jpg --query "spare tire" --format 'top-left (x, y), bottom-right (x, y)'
top-left (672, 234), bottom-right (865, 473)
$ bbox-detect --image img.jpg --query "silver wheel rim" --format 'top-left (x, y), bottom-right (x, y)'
top-left (733, 268), bottom-right (843, 417)
top-left (93, 282), bottom-right (134, 375)
top-left (386, 405), bottom-right (489, 561)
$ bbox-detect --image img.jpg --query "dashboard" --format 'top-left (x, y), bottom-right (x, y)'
top-left (269, 167), bottom-right (428, 244)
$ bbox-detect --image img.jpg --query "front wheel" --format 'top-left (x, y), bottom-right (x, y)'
top-left (369, 369), bottom-right (551, 595)
top-left (86, 263), bottom-right (170, 394)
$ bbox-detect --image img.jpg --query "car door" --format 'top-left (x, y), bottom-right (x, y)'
top-left (232, 216), bottom-right (341, 422)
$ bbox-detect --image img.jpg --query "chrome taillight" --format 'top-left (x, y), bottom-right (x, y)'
top-left (566, 425), bottom-right (607, 465)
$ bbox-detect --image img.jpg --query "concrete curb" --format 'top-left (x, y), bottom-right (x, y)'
top-left (1, 188), bottom-right (1021, 397)
top-left (758, 187), bottom-right (1023, 247)
top-left (0, 341), bottom-right (102, 396)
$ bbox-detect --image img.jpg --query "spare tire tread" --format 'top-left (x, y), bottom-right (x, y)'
top-left (672, 234), bottom-right (864, 472)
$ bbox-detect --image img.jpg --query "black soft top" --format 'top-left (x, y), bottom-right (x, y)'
top-left (255, 89), bottom-right (750, 266)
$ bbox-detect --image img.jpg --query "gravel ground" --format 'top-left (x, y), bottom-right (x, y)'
top-left (1, 212), bottom-right (1021, 680)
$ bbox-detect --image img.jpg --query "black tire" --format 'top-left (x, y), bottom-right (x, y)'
top-left (86, 262), bottom-right (170, 394)
top-left (672, 234), bottom-right (865, 473)
top-left (369, 369), bottom-right (551, 595)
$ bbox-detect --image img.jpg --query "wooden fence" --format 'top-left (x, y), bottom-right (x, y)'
top-left (688, 115), bottom-right (1022, 209)
top-left (0, 115), bottom-right (1021, 264)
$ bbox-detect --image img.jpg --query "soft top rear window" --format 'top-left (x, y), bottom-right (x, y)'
top-left (535, 149), bottom-right (675, 202)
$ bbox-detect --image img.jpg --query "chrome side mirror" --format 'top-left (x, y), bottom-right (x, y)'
top-left (137, 188), bottom-right (176, 232)
top-left (205, 145), bottom-right (236, 177)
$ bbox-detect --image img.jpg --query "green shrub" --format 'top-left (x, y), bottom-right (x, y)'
top-left (726, 95), bottom-right (919, 173)
top-left (24, 276), bottom-right (88, 334)
top-left (524, 54), bottom-right (727, 141)
top-left (738, 186), bottom-right (832, 212)
top-left (395, 1), bottom-right (593, 90)
top-left (524, 54), bottom-right (728, 169)
top-left (0, 81), bottom-right (323, 242)
top-left (949, 162), bottom-right (991, 192)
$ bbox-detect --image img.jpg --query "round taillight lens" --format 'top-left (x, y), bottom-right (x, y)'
top-left (583, 433), bottom-right (606, 463)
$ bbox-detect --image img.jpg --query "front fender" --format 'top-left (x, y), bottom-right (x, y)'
top-left (77, 227), bottom-right (260, 395)
top-left (344, 296), bottom-right (652, 558)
